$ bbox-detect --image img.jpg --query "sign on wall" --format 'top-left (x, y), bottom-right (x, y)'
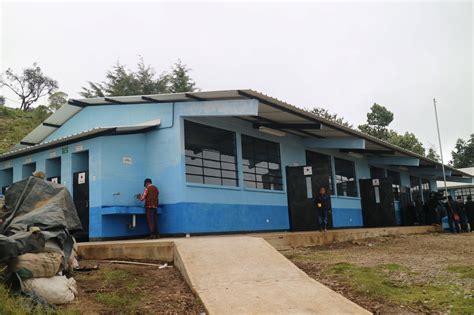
top-left (49, 151), bottom-right (57, 158)
top-left (75, 144), bottom-right (84, 152)
top-left (62, 147), bottom-right (69, 154)
top-left (122, 157), bottom-right (133, 165)
top-left (78, 172), bottom-right (86, 184)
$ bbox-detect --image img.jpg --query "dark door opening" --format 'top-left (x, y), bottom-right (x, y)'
top-left (22, 162), bottom-right (36, 179)
top-left (359, 178), bottom-right (396, 227)
top-left (72, 151), bottom-right (89, 241)
top-left (0, 168), bottom-right (13, 194)
top-left (46, 157), bottom-right (61, 184)
top-left (286, 165), bottom-right (333, 231)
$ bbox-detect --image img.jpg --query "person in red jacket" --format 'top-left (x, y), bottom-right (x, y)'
top-left (137, 178), bottom-right (160, 239)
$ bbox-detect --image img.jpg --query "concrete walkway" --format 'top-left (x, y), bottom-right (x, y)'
top-left (174, 236), bottom-right (369, 314)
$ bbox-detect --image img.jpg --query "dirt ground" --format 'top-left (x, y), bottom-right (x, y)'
top-left (60, 260), bottom-right (205, 314)
top-left (282, 232), bottom-right (474, 314)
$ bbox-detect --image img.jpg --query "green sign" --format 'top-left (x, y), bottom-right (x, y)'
top-left (62, 147), bottom-right (69, 154)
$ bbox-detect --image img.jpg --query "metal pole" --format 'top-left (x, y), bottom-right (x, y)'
top-left (433, 98), bottom-right (448, 197)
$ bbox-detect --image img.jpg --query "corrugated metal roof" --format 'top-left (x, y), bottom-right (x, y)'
top-left (8, 89), bottom-right (471, 177)
top-left (1, 119), bottom-right (160, 161)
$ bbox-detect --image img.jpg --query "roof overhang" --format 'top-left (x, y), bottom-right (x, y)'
top-left (0, 120), bottom-right (160, 162)
top-left (6, 89), bottom-right (473, 179)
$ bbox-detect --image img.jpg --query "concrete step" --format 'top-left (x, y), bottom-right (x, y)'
top-left (174, 236), bottom-right (369, 314)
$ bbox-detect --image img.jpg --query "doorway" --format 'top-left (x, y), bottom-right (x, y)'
top-left (72, 151), bottom-right (89, 241)
top-left (46, 157), bottom-right (61, 184)
top-left (22, 162), bottom-right (36, 179)
top-left (359, 178), bottom-right (396, 227)
top-left (286, 165), bottom-right (333, 231)
top-left (0, 168), bottom-right (13, 194)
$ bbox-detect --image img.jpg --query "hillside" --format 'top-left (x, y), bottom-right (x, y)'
top-left (0, 106), bottom-right (51, 154)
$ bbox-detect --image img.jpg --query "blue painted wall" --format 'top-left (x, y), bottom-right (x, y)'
top-left (0, 99), bottom-right (442, 239)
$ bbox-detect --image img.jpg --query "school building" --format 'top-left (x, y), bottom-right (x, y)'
top-left (0, 90), bottom-right (471, 240)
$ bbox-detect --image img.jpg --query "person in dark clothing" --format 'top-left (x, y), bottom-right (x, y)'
top-left (447, 196), bottom-right (459, 233)
top-left (415, 196), bottom-right (424, 225)
top-left (315, 186), bottom-right (331, 232)
top-left (137, 178), bottom-right (160, 239)
top-left (427, 193), bottom-right (440, 226)
top-left (456, 196), bottom-right (468, 232)
top-left (465, 196), bottom-right (474, 232)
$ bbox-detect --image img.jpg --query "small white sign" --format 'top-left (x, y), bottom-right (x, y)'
top-left (303, 166), bottom-right (313, 176)
top-left (51, 177), bottom-right (58, 184)
top-left (75, 144), bottom-right (84, 152)
top-left (372, 178), bottom-right (380, 186)
top-left (78, 172), bottom-right (86, 184)
top-left (374, 186), bottom-right (381, 204)
top-left (49, 151), bottom-right (57, 158)
top-left (122, 156), bottom-right (133, 165)
top-left (25, 157), bottom-right (32, 164)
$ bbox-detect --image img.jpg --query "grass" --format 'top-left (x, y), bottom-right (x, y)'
top-left (329, 262), bottom-right (473, 314)
top-left (93, 269), bottom-right (143, 312)
top-left (448, 265), bottom-right (474, 279)
top-left (0, 105), bottom-right (51, 154)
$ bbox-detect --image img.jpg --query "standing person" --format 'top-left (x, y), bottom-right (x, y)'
top-left (456, 196), bottom-right (468, 232)
top-left (137, 178), bottom-right (160, 239)
top-left (427, 193), bottom-right (440, 226)
top-left (415, 196), bottom-right (424, 225)
top-left (315, 186), bottom-right (331, 232)
top-left (447, 196), bottom-right (459, 233)
top-left (465, 196), bottom-right (474, 232)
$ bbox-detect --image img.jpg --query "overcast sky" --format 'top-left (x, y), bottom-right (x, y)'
top-left (1, 1), bottom-right (472, 162)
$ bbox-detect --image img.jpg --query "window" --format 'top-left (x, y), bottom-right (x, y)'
top-left (387, 170), bottom-right (401, 201)
top-left (306, 151), bottom-right (334, 194)
top-left (370, 166), bottom-right (386, 179)
top-left (409, 176), bottom-right (421, 201)
top-left (241, 135), bottom-right (283, 190)
top-left (184, 120), bottom-right (238, 187)
top-left (334, 158), bottom-right (358, 197)
top-left (454, 187), bottom-right (474, 202)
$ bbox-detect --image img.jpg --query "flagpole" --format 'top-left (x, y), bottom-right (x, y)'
top-left (433, 98), bottom-right (448, 197)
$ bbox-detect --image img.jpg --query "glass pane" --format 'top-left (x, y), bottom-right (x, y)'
top-left (204, 176), bottom-right (221, 185)
top-left (184, 120), bottom-right (238, 187)
top-left (186, 174), bottom-right (203, 184)
top-left (241, 134), bottom-right (282, 191)
top-left (334, 157), bottom-right (358, 197)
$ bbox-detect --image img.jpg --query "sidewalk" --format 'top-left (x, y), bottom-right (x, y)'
top-left (174, 236), bottom-right (369, 314)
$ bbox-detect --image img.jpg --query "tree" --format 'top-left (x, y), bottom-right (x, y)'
top-left (48, 91), bottom-right (68, 112)
top-left (310, 107), bottom-right (352, 127)
top-left (450, 134), bottom-right (474, 168)
top-left (80, 58), bottom-right (196, 97)
top-left (0, 63), bottom-right (58, 111)
top-left (0, 96), bottom-right (5, 106)
top-left (387, 131), bottom-right (425, 156)
top-left (168, 60), bottom-right (197, 93)
top-left (358, 103), bottom-right (394, 140)
top-left (426, 147), bottom-right (441, 162)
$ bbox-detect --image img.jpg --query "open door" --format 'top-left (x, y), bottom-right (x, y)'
top-left (359, 178), bottom-right (396, 227)
top-left (286, 165), bottom-right (332, 231)
top-left (73, 171), bottom-right (89, 241)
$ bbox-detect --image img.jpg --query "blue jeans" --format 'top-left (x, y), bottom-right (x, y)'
top-left (318, 209), bottom-right (328, 229)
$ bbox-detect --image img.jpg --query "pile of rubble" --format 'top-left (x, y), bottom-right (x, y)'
top-left (0, 176), bottom-right (83, 306)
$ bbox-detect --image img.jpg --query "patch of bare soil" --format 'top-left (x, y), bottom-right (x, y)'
top-left (282, 232), bottom-right (474, 314)
top-left (60, 260), bottom-right (205, 314)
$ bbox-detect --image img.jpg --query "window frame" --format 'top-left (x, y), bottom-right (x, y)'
top-left (184, 120), bottom-right (239, 187)
top-left (334, 157), bottom-right (358, 197)
top-left (241, 134), bottom-right (283, 191)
